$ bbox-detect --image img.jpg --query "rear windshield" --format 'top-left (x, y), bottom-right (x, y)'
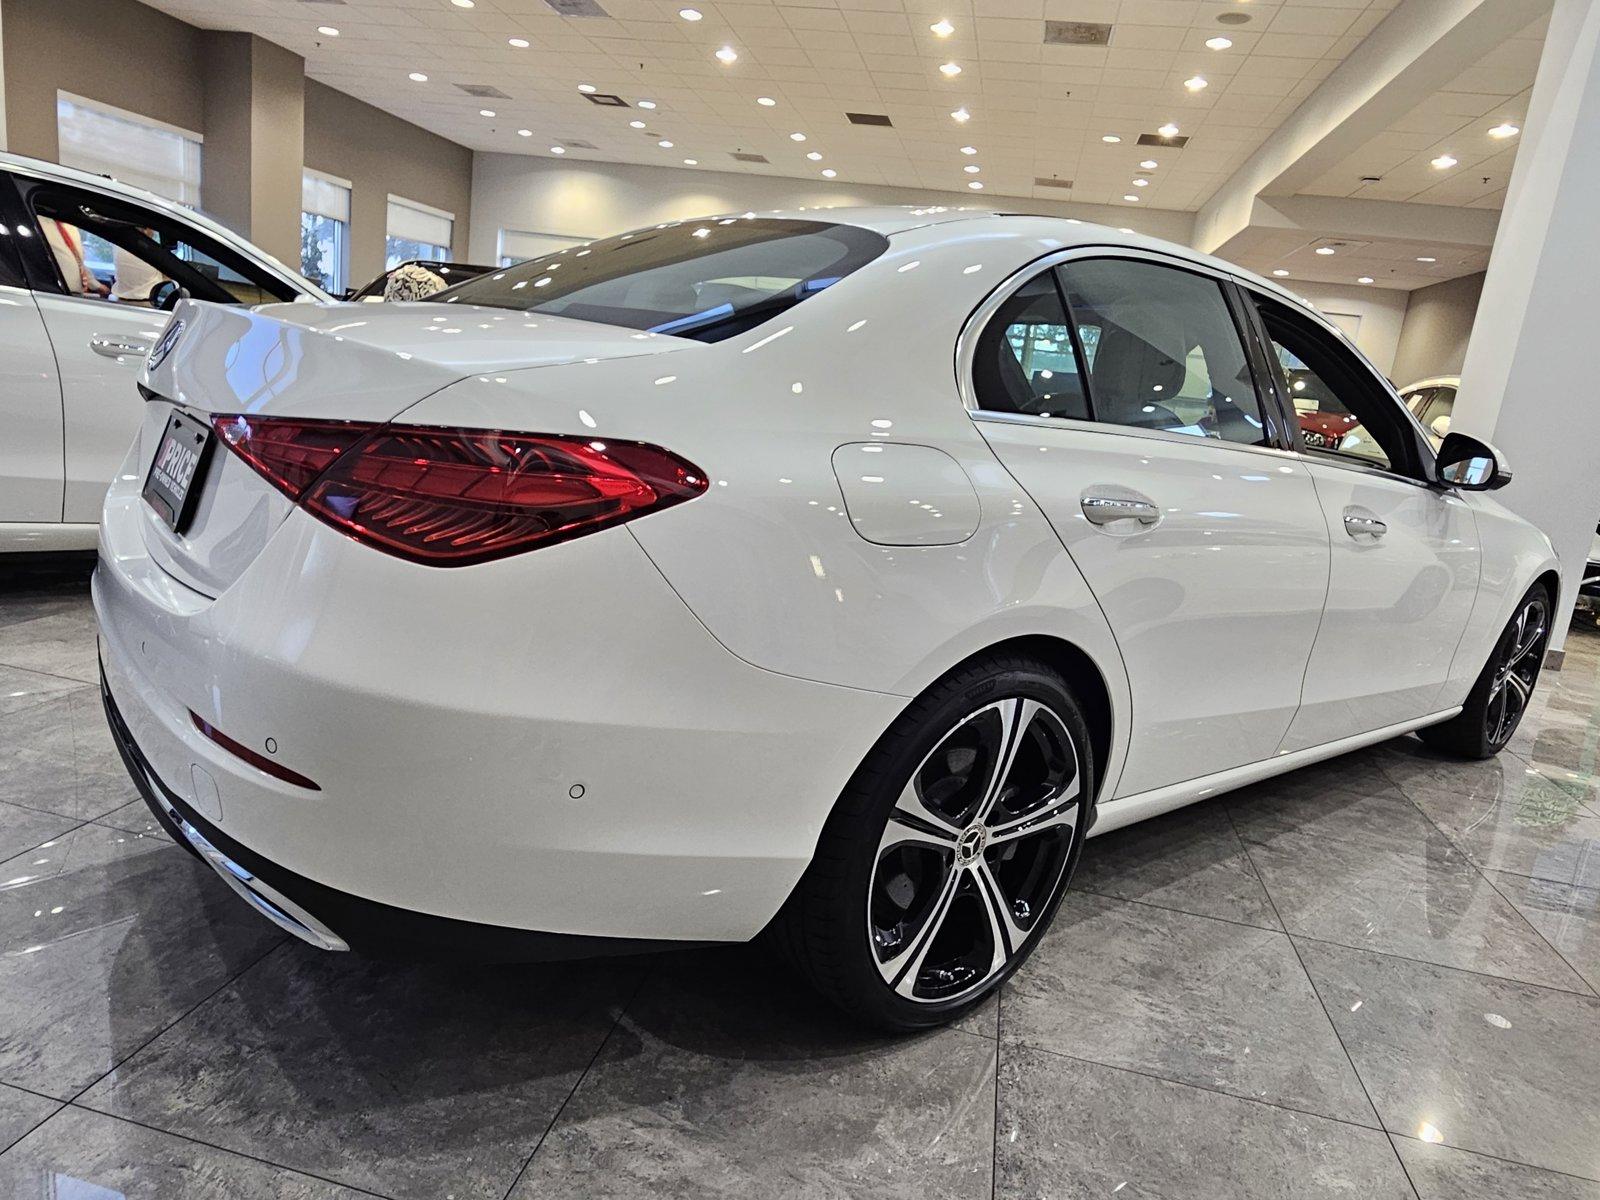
top-left (433, 217), bottom-right (888, 342)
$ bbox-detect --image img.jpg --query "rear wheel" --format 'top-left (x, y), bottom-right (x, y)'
top-left (772, 656), bottom-right (1091, 1031)
top-left (1420, 583), bottom-right (1550, 759)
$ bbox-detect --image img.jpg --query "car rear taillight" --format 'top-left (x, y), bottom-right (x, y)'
top-left (212, 415), bottom-right (708, 566)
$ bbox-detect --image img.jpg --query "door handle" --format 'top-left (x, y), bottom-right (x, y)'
top-left (90, 334), bottom-right (154, 361)
top-left (1081, 493), bottom-right (1160, 526)
top-left (1342, 509), bottom-right (1387, 539)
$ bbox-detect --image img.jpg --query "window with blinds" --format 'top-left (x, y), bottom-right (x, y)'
top-left (302, 170), bottom-right (352, 294)
top-left (385, 195), bottom-right (454, 268)
top-left (56, 93), bottom-right (203, 205)
top-left (498, 229), bottom-right (587, 267)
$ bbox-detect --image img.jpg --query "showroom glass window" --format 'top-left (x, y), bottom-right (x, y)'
top-left (498, 229), bottom-right (586, 267)
top-left (386, 196), bottom-right (454, 268)
top-left (436, 218), bottom-right (890, 343)
top-left (1054, 258), bottom-right (1268, 447)
top-left (55, 93), bottom-right (203, 282)
top-left (301, 170), bottom-right (350, 294)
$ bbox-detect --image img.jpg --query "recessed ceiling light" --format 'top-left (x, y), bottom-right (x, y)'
top-left (1123, 194), bottom-right (1140, 201)
top-left (629, 120), bottom-right (646, 128)
top-left (1315, 246), bottom-right (1336, 255)
top-left (964, 164), bottom-right (980, 173)
top-left (716, 45), bottom-right (738, 64)
top-left (638, 100), bottom-right (657, 109)
top-left (451, 0), bottom-right (474, 8)
top-left (517, 128), bottom-right (532, 136)
top-left (1205, 36), bottom-right (1232, 50)
top-left (1488, 122), bottom-right (1520, 138)
top-left (508, 37), bottom-right (529, 48)
top-left (757, 96), bottom-right (776, 106)
top-left (684, 158), bottom-right (698, 165)
top-left (939, 62), bottom-right (962, 77)
top-left (658, 139), bottom-right (674, 148)
top-left (806, 150), bottom-right (822, 160)
top-left (790, 131), bottom-right (806, 141)
top-left (951, 107), bottom-right (971, 123)
top-left (968, 181), bottom-right (983, 189)
top-left (960, 145), bottom-right (977, 155)
top-left (822, 168), bottom-right (837, 178)
top-left (1158, 122), bottom-right (1180, 137)
top-left (1272, 269), bottom-right (1289, 277)
top-left (409, 72), bottom-right (428, 82)
top-left (1417, 256), bottom-right (1437, 263)
top-left (678, 7), bottom-right (703, 20)
top-left (1357, 276), bottom-right (1374, 284)
top-left (1139, 159), bottom-right (1158, 169)
top-left (1132, 178), bottom-right (1148, 186)
top-left (930, 18), bottom-right (955, 37)
top-left (1184, 75), bottom-right (1208, 91)
top-left (479, 109), bottom-right (496, 117)
top-left (1431, 154), bottom-right (1458, 169)
top-left (578, 84), bottom-right (596, 93)
top-left (1102, 134), bottom-right (1122, 143)
top-left (550, 146), bottom-right (565, 154)
top-left (317, 26), bottom-right (339, 36)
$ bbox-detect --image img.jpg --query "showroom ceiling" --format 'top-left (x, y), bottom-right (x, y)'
top-left (143, 0), bottom-right (1424, 211)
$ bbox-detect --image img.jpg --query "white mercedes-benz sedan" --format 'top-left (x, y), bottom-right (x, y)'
top-left (96, 208), bottom-right (1557, 1030)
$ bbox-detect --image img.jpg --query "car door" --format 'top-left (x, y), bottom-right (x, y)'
top-left (0, 180), bottom-right (67, 538)
top-left (9, 175), bottom-right (304, 524)
top-left (967, 252), bottom-right (1331, 798)
top-left (1246, 293), bottom-right (1478, 750)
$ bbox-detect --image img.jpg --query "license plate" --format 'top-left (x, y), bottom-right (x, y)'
top-left (142, 410), bottom-right (214, 534)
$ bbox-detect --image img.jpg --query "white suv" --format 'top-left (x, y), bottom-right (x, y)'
top-left (0, 152), bottom-right (324, 553)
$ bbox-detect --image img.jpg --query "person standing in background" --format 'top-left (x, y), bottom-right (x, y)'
top-left (41, 218), bottom-right (109, 296)
top-left (112, 230), bottom-right (167, 304)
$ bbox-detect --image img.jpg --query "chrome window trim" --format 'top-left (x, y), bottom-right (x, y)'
top-left (971, 409), bottom-right (1302, 465)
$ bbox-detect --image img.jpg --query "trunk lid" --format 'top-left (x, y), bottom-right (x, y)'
top-left (134, 298), bottom-right (691, 596)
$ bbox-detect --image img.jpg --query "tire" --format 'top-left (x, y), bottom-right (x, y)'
top-left (1420, 581), bottom-right (1551, 759)
top-left (771, 654), bottom-right (1093, 1031)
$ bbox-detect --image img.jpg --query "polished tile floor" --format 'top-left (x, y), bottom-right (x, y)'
top-left (2, 560), bottom-right (1599, 1198)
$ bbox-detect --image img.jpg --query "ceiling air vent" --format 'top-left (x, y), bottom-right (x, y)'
top-left (296, 0), bottom-right (346, 5)
top-left (1138, 132), bottom-right (1189, 148)
top-left (846, 112), bottom-right (893, 127)
top-left (562, 139), bottom-right (598, 150)
top-left (1044, 21), bottom-right (1113, 46)
top-left (583, 92), bottom-right (629, 107)
top-left (1034, 177), bottom-right (1074, 189)
top-left (455, 83), bottom-right (510, 99)
top-left (544, 0), bottom-right (608, 15)
top-left (1216, 11), bottom-right (1251, 23)
top-left (731, 152), bottom-right (769, 163)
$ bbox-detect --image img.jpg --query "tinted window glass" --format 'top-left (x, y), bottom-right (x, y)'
top-left (1257, 297), bottom-right (1415, 473)
top-left (971, 272), bottom-right (1089, 419)
top-left (436, 218), bottom-right (888, 342)
top-left (1056, 259), bottom-right (1266, 446)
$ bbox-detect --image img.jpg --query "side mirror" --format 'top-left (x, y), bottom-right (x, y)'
top-left (1436, 431), bottom-right (1511, 490)
top-left (149, 280), bottom-right (185, 312)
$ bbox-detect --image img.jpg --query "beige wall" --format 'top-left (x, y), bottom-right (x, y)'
top-left (1, 0), bottom-right (205, 160)
top-left (1391, 272), bottom-right (1485, 387)
top-left (305, 80), bottom-right (473, 287)
top-left (469, 153), bottom-right (1197, 264)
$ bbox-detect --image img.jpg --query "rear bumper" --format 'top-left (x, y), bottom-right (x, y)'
top-left (103, 673), bottom-right (680, 961)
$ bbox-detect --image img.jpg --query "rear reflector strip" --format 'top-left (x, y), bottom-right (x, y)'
top-left (190, 711), bottom-right (321, 791)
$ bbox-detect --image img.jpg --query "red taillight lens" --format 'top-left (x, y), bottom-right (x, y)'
top-left (212, 415), bottom-right (708, 566)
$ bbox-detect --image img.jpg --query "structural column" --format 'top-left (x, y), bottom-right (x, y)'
top-left (200, 32), bottom-right (304, 268)
top-left (1451, 0), bottom-right (1600, 657)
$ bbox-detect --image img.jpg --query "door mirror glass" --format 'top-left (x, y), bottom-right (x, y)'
top-left (1436, 431), bottom-right (1509, 490)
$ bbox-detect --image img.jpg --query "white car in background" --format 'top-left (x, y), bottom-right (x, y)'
top-left (96, 209), bottom-right (1557, 1030)
top-left (1399, 375), bottom-right (1461, 446)
top-left (0, 152), bottom-right (324, 554)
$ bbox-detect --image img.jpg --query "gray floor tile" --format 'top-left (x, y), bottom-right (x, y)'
top-left (0, 1082), bottom-right (59, 1152)
top-left (82, 944), bottom-right (644, 1200)
top-left (1297, 938), bottom-right (1600, 1180)
top-left (0, 687), bottom-right (138, 822)
top-left (0, 665), bottom-right (84, 717)
top-left (996, 1046), bottom-right (1414, 1199)
top-left (0, 612), bottom-right (100, 685)
top-left (511, 947), bottom-right (996, 1199)
top-left (1487, 871), bottom-right (1600, 993)
top-left (92, 798), bottom-right (172, 841)
top-left (0, 824), bottom-right (284, 1097)
top-left (0, 1106), bottom-right (378, 1198)
top-left (1232, 782), bottom-right (1589, 991)
top-left (1001, 892), bottom-right (1376, 1124)
top-left (0, 801), bottom-right (80, 865)
top-left (1075, 800), bottom-right (1281, 929)
top-left (1392, 1135), bottom-right (1600, 1199)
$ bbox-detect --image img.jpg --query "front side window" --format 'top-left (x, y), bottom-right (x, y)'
top-left (1055, 258), bottom-right (1267, 447)
top-left (437, 217), bottom-right (889, 343)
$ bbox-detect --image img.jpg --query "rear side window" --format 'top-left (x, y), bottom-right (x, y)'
top-left (436, 217), bottom-right (888, 343)
top-left (971, 272), bottom-right (1090, 420)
